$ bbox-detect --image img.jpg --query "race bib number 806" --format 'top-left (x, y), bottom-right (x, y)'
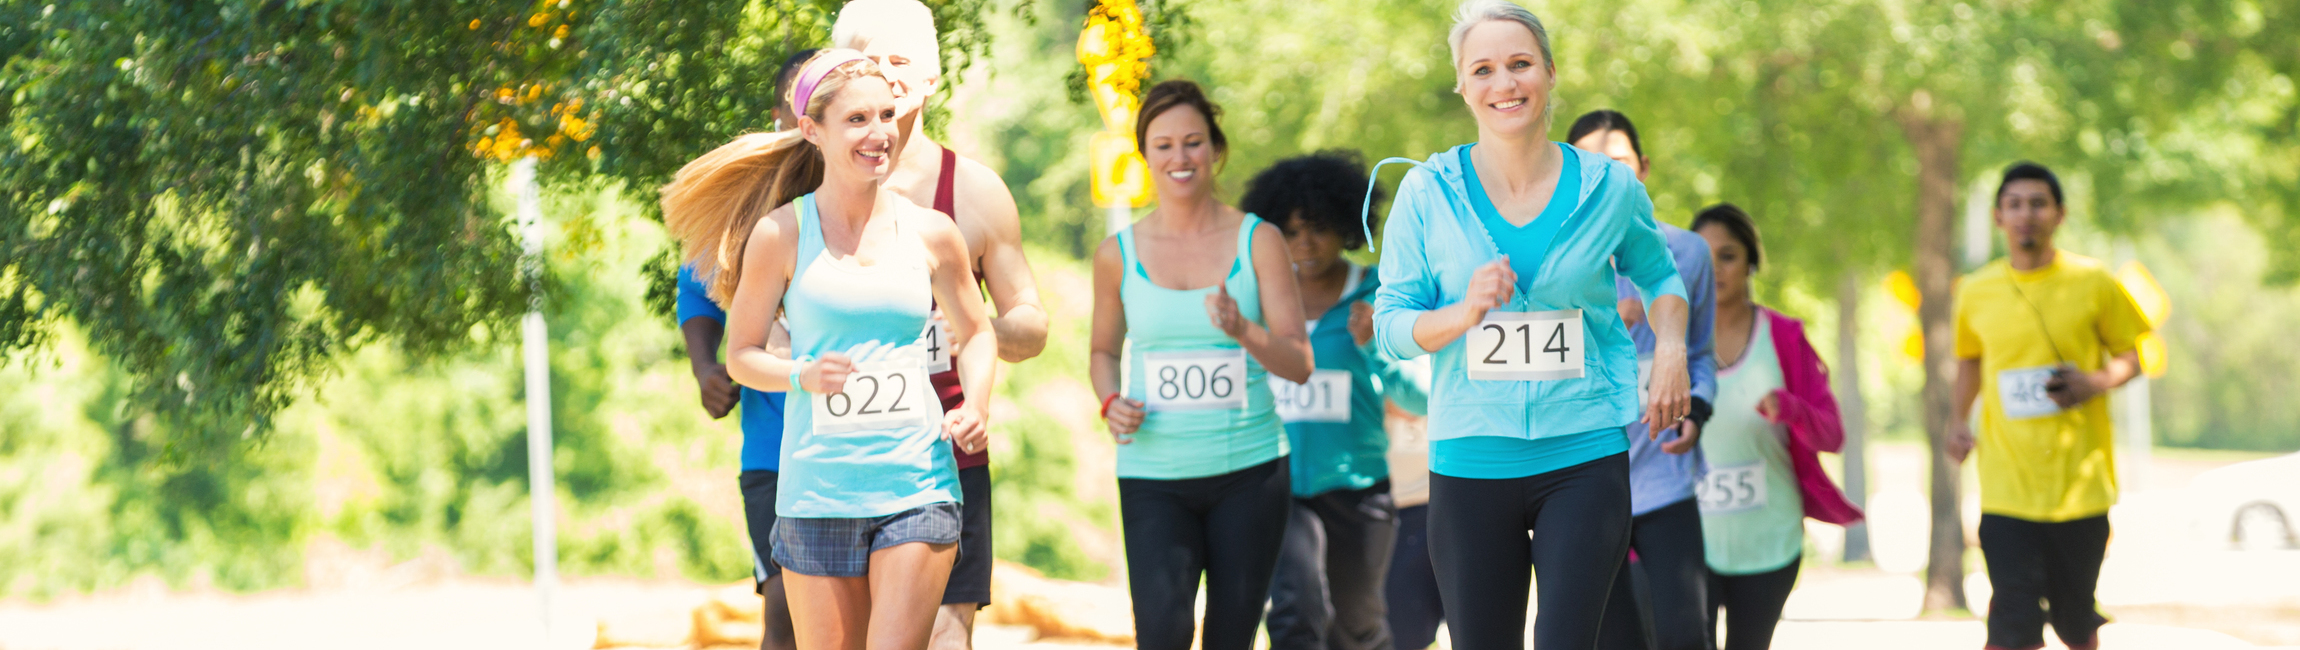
top-left (1143, 350), bottom-right (1248, 411)
top-left (1466, 310), bottom-right (1585, 381)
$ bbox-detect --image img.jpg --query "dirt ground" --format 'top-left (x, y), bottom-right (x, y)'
top-left (6, 444), bottom-right (2296, 650)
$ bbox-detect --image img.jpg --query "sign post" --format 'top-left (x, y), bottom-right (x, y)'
top-left (512, 156), bottom-right (560, 644)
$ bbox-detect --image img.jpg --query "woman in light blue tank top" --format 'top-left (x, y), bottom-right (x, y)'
top-left (659, 50), bottom-right (998, 649)
top-left (1089, 80), bottom-right (1314, 650)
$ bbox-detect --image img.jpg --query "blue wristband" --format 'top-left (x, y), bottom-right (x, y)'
top-left (789, 358), bottom-right (808, 392)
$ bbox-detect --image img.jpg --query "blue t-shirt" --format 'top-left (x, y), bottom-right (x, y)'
top-left (677, 265), bottom-right (787, 472)
top-left (1618, 224), bottom-right (1720, 514)
top-left (1434, 143), bottom-right (1625, 479)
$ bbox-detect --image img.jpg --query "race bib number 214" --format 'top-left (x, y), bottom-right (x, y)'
top-left (1465, 310), bottom-right (1585, 381)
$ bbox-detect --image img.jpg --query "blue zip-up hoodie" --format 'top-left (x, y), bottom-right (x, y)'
top-left (1370, 143), bottom-right (1685, 444)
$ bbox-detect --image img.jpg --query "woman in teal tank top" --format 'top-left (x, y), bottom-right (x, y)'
top-left (659, 50), bottom-right (999, 650)
top-left (1089, 80), bottom-right (1314, 650)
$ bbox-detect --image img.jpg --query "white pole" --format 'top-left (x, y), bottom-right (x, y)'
top-left (512, 156), bottom-right (559, 641)
top-left (1107, 203), bottom-right (1131, 236)
top-left (2116, 375), bottom-right (2153, 492)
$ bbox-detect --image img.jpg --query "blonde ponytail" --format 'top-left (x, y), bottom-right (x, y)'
top-left (661, 132), bottom-right (824, 304)
top-left (660, 52), bottom-right (883, 305)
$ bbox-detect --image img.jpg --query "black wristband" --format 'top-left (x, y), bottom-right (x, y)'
top-left (1687, 396), bottom-right (1714, 428)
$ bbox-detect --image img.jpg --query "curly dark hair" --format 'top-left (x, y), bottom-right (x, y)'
top-left (1240, 150), bottom-right (1384, 251)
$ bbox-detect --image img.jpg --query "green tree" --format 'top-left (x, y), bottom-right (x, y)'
top-left (0, 0), bottom-right (1003, 457)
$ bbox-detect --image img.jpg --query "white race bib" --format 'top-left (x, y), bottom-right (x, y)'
top-left (1696, 460), bottom-right (1768, 515)
top-left (811, 358), bottom-right (940, 434)
top-left (1465, 309), bottom-right (1585, 381)
top-left (1143, 349), bottom-right (1248, 411)
top-left (1636, 356), bottom-right (1654, 406)
top-left (1997, 366), bottom-right (2063, 420)
top-left (1273, 369), bottom-right (1352, 423)
top-left (921, 318), bottom-right (954, 374)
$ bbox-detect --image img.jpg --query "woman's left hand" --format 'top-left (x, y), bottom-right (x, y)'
top-left (944, 404), bottom-right (989, 455)
top-left (1643, 345), bottom-right (1692, 432)
top-left (1206, 285), bottom-right (1248, 339)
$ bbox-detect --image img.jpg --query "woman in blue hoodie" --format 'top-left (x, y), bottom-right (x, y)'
top-left (1369, 2), bottom-right (1693, 648)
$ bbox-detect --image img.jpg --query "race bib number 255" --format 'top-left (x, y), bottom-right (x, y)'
top-left (1466, 310), bottom-right (1585, 381)
top-left (1696, 461), bottom-right (1767, 515)
top-left (1143, 350), bottom-right (1247, 411)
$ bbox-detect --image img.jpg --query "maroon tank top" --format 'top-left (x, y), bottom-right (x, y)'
top-left (929, 147), bottom-right (989, 469)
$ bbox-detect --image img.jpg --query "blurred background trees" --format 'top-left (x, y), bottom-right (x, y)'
top-left (3, 0), bottom-right (2296, 605)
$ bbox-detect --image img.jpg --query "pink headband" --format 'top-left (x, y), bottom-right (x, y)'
top-left (790, 49), bottom-right (871, 118)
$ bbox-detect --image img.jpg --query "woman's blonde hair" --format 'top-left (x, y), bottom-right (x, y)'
top-left (661, 52), bottom-right (884, 304)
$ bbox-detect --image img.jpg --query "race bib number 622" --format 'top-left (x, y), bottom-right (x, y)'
top-left (1143, 350), bottom-right (1248, 411)
top-left (1466, 309), bottom-right (1585, 381)
top-left (812, 359), bottom-right (939, 434)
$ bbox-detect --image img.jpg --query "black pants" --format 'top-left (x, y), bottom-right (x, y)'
top-left (1268, 481), bottom-right (1398, 650)
top-left (1979, 514), bottom-right (2110, 649)
top-left (942, 465), bottom-right (994, 606)
top-left (739, 470), bottom-right (796, 650)
top-left (1596, 498), bottom-right (1710, 650)
top-left (1705, 557), bottom-right (1798, 650)
top-left (1429, 453), bottom-right (1632, 650)
top-left (1119, 457), bottom-right (1292, 650)
top-left (1386, 505), bottom-right (1444, 650)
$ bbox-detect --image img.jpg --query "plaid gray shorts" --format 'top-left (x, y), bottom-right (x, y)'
top-left (770, 502), bottom-right (963, 577)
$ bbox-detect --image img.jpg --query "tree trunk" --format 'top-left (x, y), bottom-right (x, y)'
top-left (1837, 272), bottom-right (1872, 564)
top-left (1900, 105), bottom-right (1968, 614)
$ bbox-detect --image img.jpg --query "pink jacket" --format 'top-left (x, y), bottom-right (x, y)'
top-left (1763, 307), bottom-right (1865, 525)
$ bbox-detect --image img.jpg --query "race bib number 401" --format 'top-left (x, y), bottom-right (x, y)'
top-left (1273, 369), bottom-right (1352, 423)
top-left (1143, 350), bottom-right (1248, 411)
top-left (1696, 460), bottom-right (1768, 515)
top-left (812, 359), bottom-right (940, 434)
top-left (1466, 310), bottom-right (1585, 381)
top-left (1997, 366), bottom-right (2063, 420)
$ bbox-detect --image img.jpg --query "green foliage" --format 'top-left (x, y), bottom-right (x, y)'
top-left (0, 0), bottom-right (1008, 456)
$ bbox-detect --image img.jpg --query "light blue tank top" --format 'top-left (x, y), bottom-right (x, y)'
top-left (779, 194), bottom-right (960, 518)
top-left (1117, 214), bottom-right (1288, 479)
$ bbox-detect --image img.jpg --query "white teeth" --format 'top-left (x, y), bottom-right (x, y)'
top-left (1169, 170), bottom-right (1196, 181)
top-left (1493, 98), bottom-right (1526, 109)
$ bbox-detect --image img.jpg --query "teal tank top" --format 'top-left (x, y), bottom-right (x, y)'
top-left (779, 194), bottom-right (961, 518)
top-left (1117, 214), bottom-right (1288, 479)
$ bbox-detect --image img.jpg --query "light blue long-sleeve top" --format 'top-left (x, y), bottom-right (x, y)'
top-left (1369, 142), bottom-right (1685, 477)
top-left (1617, 223), bottom-right (1718, 514)
top-left (1284, 264), bottom-right (1431, 497)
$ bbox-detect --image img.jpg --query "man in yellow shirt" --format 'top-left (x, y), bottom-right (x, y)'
top-left (1949, 162), bottom-right (2150, 650)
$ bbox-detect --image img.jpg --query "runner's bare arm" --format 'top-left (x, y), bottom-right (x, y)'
top-left (957, 158), bottom-right (1049, 363)
top-left (1089, 237), bottom-right (1143, 439)
top-left (1948, 357), bottom-right (1983, 462)
top-left (727, 205), bottom-right (813, 392)
top-left (1642, 294), bottom-right (1692, 432)
top-left (922, 211), bottom-right (997, 452)
top-left (1227, 221), bottom-right (1314, 383)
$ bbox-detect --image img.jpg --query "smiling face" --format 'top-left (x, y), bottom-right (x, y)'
top-left (1570, 129), bottom-right (1647, 181)
top-left (798, 73), bottom-right (901, 182)
top-left (1142, 104), bottom-right (1221, 204)
top-left (1994, 178), bottom-right (2063, 253)
top-left (1455, 20), bottom-right (1556, 138)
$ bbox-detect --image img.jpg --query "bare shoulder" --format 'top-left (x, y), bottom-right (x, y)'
top-left (901, 201), bottom-right (968, 258)
top-left (951, 153), bottom-right (1022, 233)
top-left (750, 202), bottom-right (801, 246)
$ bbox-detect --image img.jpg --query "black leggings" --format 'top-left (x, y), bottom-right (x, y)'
top-left (1978, 514), bottom-right (2110, 649)
top-left (1119, 457), bottom-right (1291, 650)
top-left (1706, 558), bottom-right (1799, 650)
top-left (1597, 498), bottom-right (1710, 650)
top-left (1430, 453), bottom-right (1632, 650)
